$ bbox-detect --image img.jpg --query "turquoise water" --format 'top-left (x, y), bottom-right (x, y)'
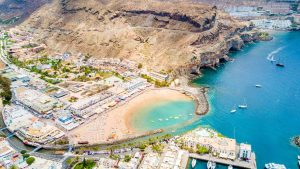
top-left (191, 31), bottom-right (300, 169)
top-left (131, 32), bottom-right (300, 168)
top-left (131, 100), bottom-right (196, 132)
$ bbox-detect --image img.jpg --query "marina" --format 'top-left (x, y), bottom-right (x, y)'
top-left (193, 31), bottom-right (300, 168)
top-left (189, 153), bottom-right (257, 169)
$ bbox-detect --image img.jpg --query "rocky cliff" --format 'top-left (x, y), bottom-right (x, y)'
top-left (18, 0), bottom-right (259, 78)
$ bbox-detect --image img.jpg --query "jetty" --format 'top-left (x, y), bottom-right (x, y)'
top-left (189, 153), bottom-right (257, 169)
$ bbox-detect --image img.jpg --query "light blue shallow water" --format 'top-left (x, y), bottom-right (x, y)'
top-left (131, 100), bottom-right (196, 132)
top-left (192, 31), bottom-right (300, 169)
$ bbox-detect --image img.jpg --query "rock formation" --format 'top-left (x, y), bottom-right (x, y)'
top-left (18, 0), bottom-right (260, 78)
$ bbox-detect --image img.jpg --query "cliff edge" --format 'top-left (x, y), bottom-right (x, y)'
top-left (18, 0), bottom-right (258, 77)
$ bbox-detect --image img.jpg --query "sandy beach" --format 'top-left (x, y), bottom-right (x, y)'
top-left (68, 88), bottom-right (193, 144)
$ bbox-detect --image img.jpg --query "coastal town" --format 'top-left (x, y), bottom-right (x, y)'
top-left (0, 27), bottom-right (258, 169)
top-left (2, 0), bottom-right (300, 168)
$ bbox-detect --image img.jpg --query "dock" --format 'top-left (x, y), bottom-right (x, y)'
top-left (189, 153), bottom-right (257, 169)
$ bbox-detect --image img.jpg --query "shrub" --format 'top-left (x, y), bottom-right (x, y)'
top-left (26, 157), bottom-right (35, 165)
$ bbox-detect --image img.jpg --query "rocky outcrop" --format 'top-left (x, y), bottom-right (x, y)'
top-left (18, 0), bottom-right (261, 78)
top-left (293, 136), bottom-right (300, 147)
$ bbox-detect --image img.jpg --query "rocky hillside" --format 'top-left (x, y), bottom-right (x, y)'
top-left (18, 0), bottom-right (259, 77)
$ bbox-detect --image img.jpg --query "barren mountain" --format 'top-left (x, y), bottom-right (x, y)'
top-left (18, 0), bottom-right (258, 76)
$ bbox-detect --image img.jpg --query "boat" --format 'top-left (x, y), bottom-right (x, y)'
top-left (255, 84), bottom-right (262, 88)
top-left (264, 163), bottom-right (287, 169)
top-left (207, 161), bottom-right (212, 169)
top-left (238, 99), bottom-right (248, 109)
top-left (192, 159), bottom-right (197, 168)
top-left (276, 58), bottom-right (285, 67)
top-left (211, 161), bottom-right (216, 169)
top-left (207, 161), bottom-right (216, 169)
top-left (297, 155), bottom-right (300, 160)
top-left (228, 165), bottom-right (233, 169)
top-left (230, 105), bottom-right (237, 113)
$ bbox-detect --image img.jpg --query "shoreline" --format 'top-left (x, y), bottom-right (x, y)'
top-left (68, 88), bottom-right (203, 145)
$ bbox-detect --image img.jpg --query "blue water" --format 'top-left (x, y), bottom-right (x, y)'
top-left (131, 100), bottom-right (196, 132)
top-left (191, 31), bottom-right (300, 169)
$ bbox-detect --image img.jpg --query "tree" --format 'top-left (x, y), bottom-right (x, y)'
top-left (20, 150), bottom-right (27, 154)
top-left (26, 157), bottom-right (35, 165)
top-left (22, 153), bottom-right (30, 159)
top-left (124, 155), bottom-right (131, 162)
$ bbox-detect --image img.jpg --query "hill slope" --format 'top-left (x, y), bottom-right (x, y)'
top-left (18, 0), bottom-right (258, 76)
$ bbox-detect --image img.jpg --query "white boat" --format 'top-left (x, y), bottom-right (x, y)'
top-left (298, 155), bottom-right (300, 160)
top-left (264, 163), bottom-right (287, 169)
top-left (207, 161), bottom-right (212, 169)
top-left (255, 84), bottom-right (262, 88)
top-left (238, 99), bottom-right (248, 109)
top-left (211, 161), bottom-right (216, 169)
top-left (228, 165), bottom-right (233, 169)
top-left (230, 105), bottom-right (237, 113)
top-left (192, 159), bottom-right (197, 168)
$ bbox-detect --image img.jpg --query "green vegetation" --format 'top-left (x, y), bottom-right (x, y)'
top-left (124, 155), bottom-right (132, 162)
top-left (141, 74), bottom-right (169, 87)
top-left (26, 157), bottom-right (35, 165)
top-left (0, 75), bottom-right (12, 105)
top-left (152, 143), bottom-right (164, 153)
top-left (66, 157), bottom-right (80, 168)
top-left (9, 164), bottom-right (19, 169)
top-left (20, 150), bottom-right (27, 154)
top-left (74, 158), bottom-right (96, 169)
top-left (22, 153), bottom-right (30, 159)
top-left (196, 145), bottom-right (210, 154)
top-left (109, 154), bottom-right (120, 160)
top-left (217, 133), bottom-right (224, 138)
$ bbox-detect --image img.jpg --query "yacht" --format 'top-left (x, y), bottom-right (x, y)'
top-left (228, 165), bottom-right (233, 169)
top-left (264, 163), bottom-right (287, 169)
top-left (238, 99), bottom-right (248, 109)
top-left (255, 84), bottom-right (262, 88)
top-left (211, 161), bottom-right (216, 169)
top-left (207, 161), bottom-right (216, 169)
top-left (230, 105), bottom-right (237, 113)
top-left (207, 161), bottom-right (212, 169)
top-left (192, 159), bottom-right (197, 168)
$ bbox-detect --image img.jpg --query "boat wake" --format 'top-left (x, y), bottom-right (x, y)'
top-left (267, 47), bottom-right (284, 62)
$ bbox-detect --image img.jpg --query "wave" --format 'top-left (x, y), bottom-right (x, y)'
top-left (267, 47), bottom-right (284, 62)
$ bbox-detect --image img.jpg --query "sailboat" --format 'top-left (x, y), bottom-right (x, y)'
top-left (238, 99), bottom-right (247, 109)
top-left (192, 159), bottom-right (197, 168)
top-left (230, 105), bottom-right (237, 113)
top-left (276, 57), bottom-right (285, 67)
top-left (228, 165), bottom-right (233, 169)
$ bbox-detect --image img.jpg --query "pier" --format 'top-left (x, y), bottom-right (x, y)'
top-left (189, 153), bottom-right (257, 169)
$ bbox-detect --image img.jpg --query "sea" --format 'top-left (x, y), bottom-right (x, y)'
top-left (132, 31), bottom-right (300, 169)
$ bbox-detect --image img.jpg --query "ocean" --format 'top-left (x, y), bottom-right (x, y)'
top-left (192, 31), bottom-right (300, 168)
top-left (132, 31), bottom-right (300, 169)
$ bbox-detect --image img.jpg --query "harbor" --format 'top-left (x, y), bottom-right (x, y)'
top-left (189, 153), bottom-right (257, 169)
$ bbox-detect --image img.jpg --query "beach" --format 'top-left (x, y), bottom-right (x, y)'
top-left (68, 88), bottom-right (194, 145)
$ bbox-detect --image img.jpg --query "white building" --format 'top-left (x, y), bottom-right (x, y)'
top-left (239, 143), bottom-right (252, 160)
top-left (148, 72), bottom-right (169, 82)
